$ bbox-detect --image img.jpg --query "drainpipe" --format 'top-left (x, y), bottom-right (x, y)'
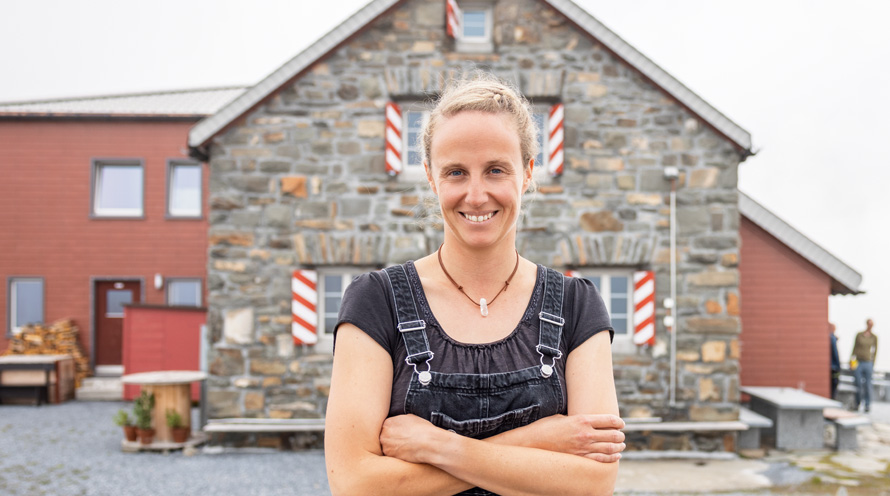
top-left (664, 166), bottom-right (680, 407)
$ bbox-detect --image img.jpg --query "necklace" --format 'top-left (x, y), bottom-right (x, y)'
top-left (437, 244), bottom-right (520, 317)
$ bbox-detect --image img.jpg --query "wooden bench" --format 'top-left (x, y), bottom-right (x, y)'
top-left (621, 420), bottom-right (747, 433)
top-left (738, 406), bottom-right (773, 450)
top-left (823, 408), bottom-right (870, 450)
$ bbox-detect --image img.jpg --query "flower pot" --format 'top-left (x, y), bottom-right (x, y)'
top-left (136, 428), bottom-right (155, 445)
top-left (123, 425), bottom-right (138, 442)
top-left (171, 426), bottom-right (190, 443)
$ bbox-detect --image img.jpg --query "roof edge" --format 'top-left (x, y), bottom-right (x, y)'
top-left (189, 0), bottom-right (753, 155)
top-left (739, 190), bottom-right (863, 295)
top-left (188, 0), bottom-right (402, 150)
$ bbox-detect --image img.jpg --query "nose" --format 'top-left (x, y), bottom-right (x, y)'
top-left (465, 176), bottom-right (488, 206)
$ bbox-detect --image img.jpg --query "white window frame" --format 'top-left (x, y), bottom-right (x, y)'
top-left (166, 278), bottom-right (203, 307)
top-left (456, 2), bottom-right (494, 53)
top-left (91, 159), bottom-right (144, 218)
top-left (166, 160), bottom-right (203, 219)
top-left (400, 104), bottom-right (431, 182)
top-left (315, 268), bottom-right (368, 353)
top-left (572, 270), bottom-right (635, 355)
top-left (7, 277), bottom-right (44, 336)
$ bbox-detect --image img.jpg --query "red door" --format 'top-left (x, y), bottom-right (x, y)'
top-left (95, 280), bottom-right (141, 366)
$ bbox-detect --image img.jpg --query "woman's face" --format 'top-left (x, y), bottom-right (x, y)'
top-left (426, 110), bottom-right (532, 251)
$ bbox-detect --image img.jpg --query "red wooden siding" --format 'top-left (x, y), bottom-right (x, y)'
top-left (122, 305), bottom-right (204, 401)
top-left (0, 120), bottom-right (208, 363)
top-left (739, 217), bottom-right (832, 397)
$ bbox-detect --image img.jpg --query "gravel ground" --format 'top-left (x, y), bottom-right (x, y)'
top-left (0, 401), bottom-right (329, 496)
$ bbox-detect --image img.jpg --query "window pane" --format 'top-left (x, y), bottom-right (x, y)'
top-left (406, 111), bottom-right (424, 167)
top-left (612, 317), bottom-right (628, 335)
top-left (586, 276), bottom-right (601, 290)
top-left (13, 280), bottom-right (43, 328)
top-left (324, 275), bottom-right (342, 294)
top-left (169, 164), bottom-right (201, 216)
top-left (533, 112), bottom-right (546, 169)
top-left (168, 280), bottom-right (201, 306)
top-left (96, 165), bottom-right (142, 215)
top-left (106, 290), bottom-right (133, 317)
top-left (611, 276), bottom-right (628, 294)
top-left (463, 10), bottom-right (487, 38)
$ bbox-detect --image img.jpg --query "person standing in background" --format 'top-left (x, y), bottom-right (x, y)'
top-left (830, 323), bottom-right (840, 399)
top-left (851, 319), bottom-right (878, 412)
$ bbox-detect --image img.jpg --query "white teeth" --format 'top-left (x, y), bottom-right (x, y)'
top-left (466, 213), bottom-right (493, 223)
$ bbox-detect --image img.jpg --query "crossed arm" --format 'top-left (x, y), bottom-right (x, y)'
top-left (325, 324), bottom-right (624, 496)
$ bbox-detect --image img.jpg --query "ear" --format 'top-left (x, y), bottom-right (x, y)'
top-left (522, 159), bottom-right (534, 193)
top-left (425, 162), bottom-right (437, 195)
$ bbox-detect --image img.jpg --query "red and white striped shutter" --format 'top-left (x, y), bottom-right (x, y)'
top-left (633, 271), bottom-right (656, 346)
top-left (446, 0), bottom-right (463, 39)
top-left (385, 102), bottom-right (403, 176)
top-left (292, 270), bottom-right (318, 345)
top-left (547, 103), bottom-right (564, 176)
top-left (564, 270), bottom-right (582, 278)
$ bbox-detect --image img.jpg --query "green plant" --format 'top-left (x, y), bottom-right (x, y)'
top-left (112, 409), bottom-right (133, 427)
top-left (132, 391), bottom-right (155, 430)
top-left (165, 409), bottom-right (184, 428)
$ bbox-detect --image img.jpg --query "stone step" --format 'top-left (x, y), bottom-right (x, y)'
top-left (76, 376), bottom-right (123, 401)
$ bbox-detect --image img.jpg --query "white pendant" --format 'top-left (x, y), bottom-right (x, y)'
top-left (480, 298), bottom-right (489, 317)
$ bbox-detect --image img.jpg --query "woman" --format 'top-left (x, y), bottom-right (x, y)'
top-left (325, 75), bottom-right (625, 496)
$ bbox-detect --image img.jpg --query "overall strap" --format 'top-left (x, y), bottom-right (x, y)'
top-left (536, 267), bottom-right (565, 378)
top-left (382, 265), bottom-right (434, 385)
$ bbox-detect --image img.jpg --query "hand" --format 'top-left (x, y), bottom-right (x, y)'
top-left (380, 414), bottom-right (443, 464)
top-left (519, 414), bottom-right (626, 463)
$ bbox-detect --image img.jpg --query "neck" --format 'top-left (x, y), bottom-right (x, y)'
top-left (438, 239), bottom-right (518, 287)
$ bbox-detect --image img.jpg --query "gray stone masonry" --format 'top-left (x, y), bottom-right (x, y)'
top-left (204, 0), bottom-right (745, 446)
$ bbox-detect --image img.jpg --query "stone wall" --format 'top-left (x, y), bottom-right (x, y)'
top-left (204, 0), bottom-right (744, 446)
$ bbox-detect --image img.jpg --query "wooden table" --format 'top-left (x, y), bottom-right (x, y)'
top-left (0, 354), bottom-right (75, 405)
top-left (741, 386), bottom-right (842, 450)
top-left (121, 370), bottom-right (206, 443)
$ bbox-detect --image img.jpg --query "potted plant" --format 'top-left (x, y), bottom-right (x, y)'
top-left (113, 409), bottom-right (138, 442)
top-left (166, 408), bottom-right (190, 443)
top-left (133, 390), bottom-right (155, 445)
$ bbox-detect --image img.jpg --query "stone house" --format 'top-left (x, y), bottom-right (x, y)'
top-left (183, 0), bottom-right (859, 450)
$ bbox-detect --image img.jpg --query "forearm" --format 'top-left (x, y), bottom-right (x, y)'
top-left (427, 429), bottom-right (619, 496)
top-left (329, 451), bottom-right (473, 496)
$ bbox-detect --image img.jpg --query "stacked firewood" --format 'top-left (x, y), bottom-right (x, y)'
top-left (3, 319), bottom-right (91, 387)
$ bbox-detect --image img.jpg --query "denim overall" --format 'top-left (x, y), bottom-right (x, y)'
top-left (383, 264), bottom-right (567, 496)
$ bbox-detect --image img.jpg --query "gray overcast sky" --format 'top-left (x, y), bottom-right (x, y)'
top-left (3, 0), bottom-right (888, 369)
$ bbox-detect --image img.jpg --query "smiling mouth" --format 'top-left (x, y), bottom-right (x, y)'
top-left (462, 212), bottom-right (496, 223)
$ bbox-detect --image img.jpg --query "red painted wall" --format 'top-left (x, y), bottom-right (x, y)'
top-left (122, 305), bottom-right (204, 401)
top-left (739, 216), bottom-right (832, 397)
top-left (0, 119), bottom-right (208, 364)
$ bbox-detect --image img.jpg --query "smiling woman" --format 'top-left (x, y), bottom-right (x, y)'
top-left (325, 73), bottom-right (624, 496)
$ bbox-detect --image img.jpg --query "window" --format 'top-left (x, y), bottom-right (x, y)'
top-left (574, 272), bottom-right (633, 349)
top-left (92, 160), bottom-right (144, 217)
top-left (532, 110), bottom-right (549, 177)
top-left (105, 289), bottom-right (133, 318)
top-left (457, 3), bottom-right (494, 52)
top-left (167, 279), bottom-right (202, 307)
top-left (8, 278), bottom-right (44, 335)
top-left (395, 105), bottom-right (430, 181)
top-left (167, 161), bottom-right (202, 218)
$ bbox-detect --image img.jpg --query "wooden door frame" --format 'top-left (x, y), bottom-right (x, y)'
top-left (89, 276), bottom-right (145, 371)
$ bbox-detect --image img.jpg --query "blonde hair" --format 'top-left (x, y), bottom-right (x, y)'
top-left (421, 74), bottom-right (539, 171)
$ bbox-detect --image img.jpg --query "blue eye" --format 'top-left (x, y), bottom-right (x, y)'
top-left (448, 170), bottom-right (463, 177)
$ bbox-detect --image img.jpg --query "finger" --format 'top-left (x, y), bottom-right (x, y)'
top-left (585, 442), bottom-right (626, 454)
top-left (581, 414), bottom-right (625, 429)
top-left (586, 429), bottom-right (626, 444)
top-left (585, 452), bottom-right (622, 463)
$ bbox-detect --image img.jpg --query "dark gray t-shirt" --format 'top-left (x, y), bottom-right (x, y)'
top-left (335, 262), bottom-right (613, 418)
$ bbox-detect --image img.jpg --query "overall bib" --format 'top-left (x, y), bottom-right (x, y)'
top-left (383, 264), bottom-right (567, 496)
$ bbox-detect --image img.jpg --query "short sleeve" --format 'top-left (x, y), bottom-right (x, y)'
top-left (334, 271), bottom-right (396, 355)
top-left (564, 276), bottom-right (614, 352)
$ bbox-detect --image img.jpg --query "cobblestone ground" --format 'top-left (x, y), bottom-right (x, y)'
top-left (1, 400), bottom-right (888, 495)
